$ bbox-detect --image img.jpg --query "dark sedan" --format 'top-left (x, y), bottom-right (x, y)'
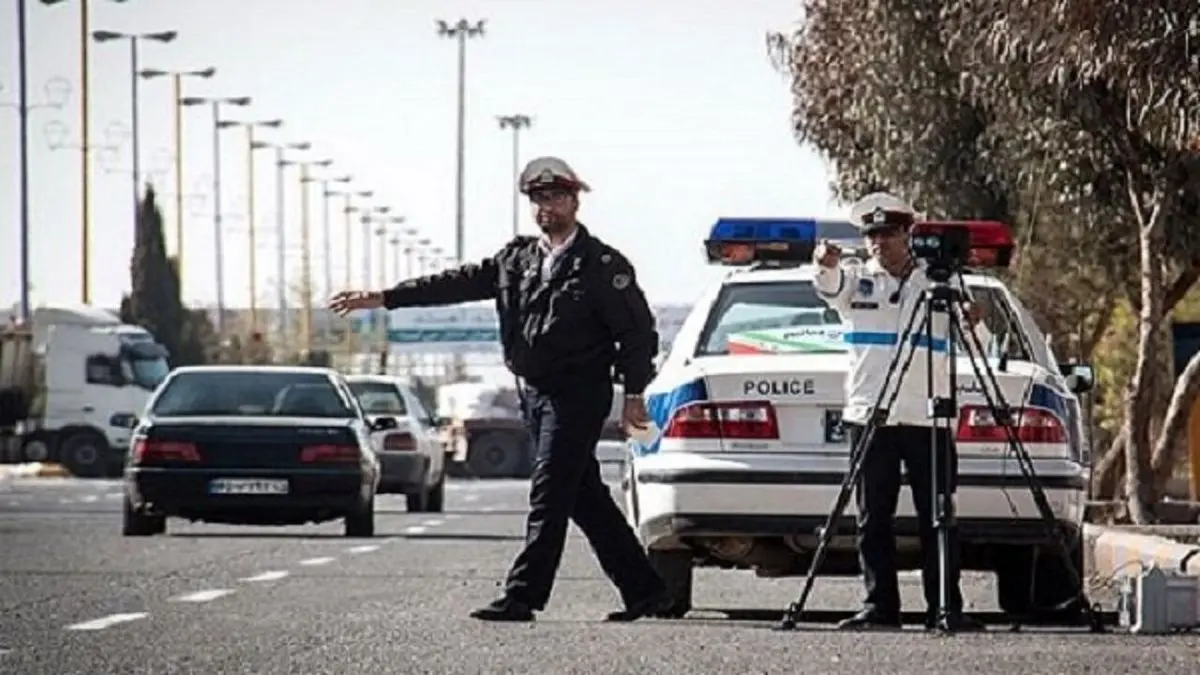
top-left (117, 366), bottom-right (394, 538)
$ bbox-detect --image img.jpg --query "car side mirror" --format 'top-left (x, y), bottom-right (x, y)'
top-left (369, 416), bottom-right (398, 432)
top-left (1062, 363), bottom-right (1095, 394)
top-left (109, 413), bottom-right (138, 429)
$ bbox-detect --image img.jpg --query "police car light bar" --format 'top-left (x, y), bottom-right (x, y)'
top-left (704, 218), bottom-right (858, 267)
top-left (912, 220), bottom-right (1016, 269)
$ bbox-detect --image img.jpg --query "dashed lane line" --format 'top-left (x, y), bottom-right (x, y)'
top-left (240, 570), bottom-right (290, 583)
top-left (65, 612), bottom-right (149, 631)
top-left (347, 544), bottom-right (380, 554)
top-left (298, 556), bottom-right (336, 566)
top-left (403, 525), bottom-right (427, 535)
top-left (171, 589), bottom-right (235, 603)
top-left (422, 519), bottom-right (444, 527)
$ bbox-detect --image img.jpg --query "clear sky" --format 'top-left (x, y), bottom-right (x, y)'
top-left (1, 0), bottom-right (842, 314)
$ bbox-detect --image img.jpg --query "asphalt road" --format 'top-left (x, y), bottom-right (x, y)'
top-left (2, 465), bottom-right (1198, 675)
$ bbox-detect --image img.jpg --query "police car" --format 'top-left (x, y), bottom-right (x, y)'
top-left (622, 218), bottom-right (1095, 620)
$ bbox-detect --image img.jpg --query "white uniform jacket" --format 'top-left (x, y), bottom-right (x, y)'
top-left (814, 258), bottom-right (993, 427)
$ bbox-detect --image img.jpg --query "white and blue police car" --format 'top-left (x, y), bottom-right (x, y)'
top-left (623, 217), bottom-right (1096, 620)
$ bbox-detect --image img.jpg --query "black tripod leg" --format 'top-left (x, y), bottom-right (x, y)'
top-left (778, 297), bottom-right (929, 630)
top-left (952, 310), bottom-right (1104, 633)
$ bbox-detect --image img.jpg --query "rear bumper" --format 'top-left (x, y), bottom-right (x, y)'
top-left (377, 453), bottom-right (430, 494)
top-left (627, 453), bottom-right (1087, 547)
top-left (126, 467), bottom-right (368, 524)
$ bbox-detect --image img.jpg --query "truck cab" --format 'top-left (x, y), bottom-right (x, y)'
top-left (18, 306), bottom-right (170, 477)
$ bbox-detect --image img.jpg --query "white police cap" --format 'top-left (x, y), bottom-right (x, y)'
top-left (518, 156), bottom-right (591, 195)
top-left (848, 192), bottom-right (917, 233)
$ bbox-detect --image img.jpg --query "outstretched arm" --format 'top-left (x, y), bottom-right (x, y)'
top-left (382, 258), bottom-right (500, 309)
top-left (593, 251), bottom-right (659, 396)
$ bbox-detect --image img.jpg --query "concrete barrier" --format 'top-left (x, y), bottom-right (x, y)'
top-left (0, 462), bottom-right (72, 480)
top-left (1085, 522), bottom-right (1200, 581)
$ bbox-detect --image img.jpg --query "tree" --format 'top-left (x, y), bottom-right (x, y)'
top-left (122, 184), bottom-right (186, 364)
top-left (771, 0), bottom-right (1200, 521)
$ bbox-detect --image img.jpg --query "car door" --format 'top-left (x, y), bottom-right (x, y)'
top-left (399, 386), bottom-right (444, 480)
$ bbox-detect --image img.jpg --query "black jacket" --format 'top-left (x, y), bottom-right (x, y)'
top-left (381, 225), bottom-right (659, 395)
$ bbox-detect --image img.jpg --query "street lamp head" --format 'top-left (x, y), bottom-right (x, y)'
top-left (145, 31), bottom-right (178, 43)
top-left (261, 119), bottom-right (284, 128)
top-left (194, 67), bottom-right (217, 78)
top-left (139, 69), bottom-right (168, 79)
top-left (179, 96), bottom-right (206, 106)
top-left (315, 159), bottom-right (334, 168)
top-left (389, 216), bottom-right (407, 225)
top-left (215, 120), bottom-right (240, 129)
top-left (228, 97), bottom-right (252, 106)
top-left (250, 140), bottom-right (271, 150)
top-left (288, 141), bottom-right (311, 151)
top-left (92, 30), bottom-right (126, 42)
top-left (334, 175), bottom-right (352, 183)
top-left (358, 190), bottom-right (374, 198)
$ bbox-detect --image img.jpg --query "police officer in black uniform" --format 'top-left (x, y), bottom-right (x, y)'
top-left (329, 156), bottom-right (669, 623)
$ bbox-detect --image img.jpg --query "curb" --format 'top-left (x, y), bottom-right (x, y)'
top-left (0, 462), bottom-right (72, 480)
top-left (1084, 523), bottom-right (1200, 580)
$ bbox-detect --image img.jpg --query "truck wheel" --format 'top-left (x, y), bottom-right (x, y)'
top-left (995, 539), bottom-right (1084, 623)
top-left (648, 549), bottom-right (693, 619)
top-left (59, 431), bottom-right (108, 479)
top-left (122, 496), bottom-right (165, 537)
top-left (466, 431), bottom-right (527, 479)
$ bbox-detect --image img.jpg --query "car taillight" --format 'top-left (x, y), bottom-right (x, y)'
top-left (132, 439), bottom-right (201, 463)
top-left (662, 401), bottom-right (780, 440)
top-left (300, 444), bottom-right (360, 463)
top-left (956, 406), bottom-right (1066, 444)
top-left (383, 432), bottom-right (416, 451)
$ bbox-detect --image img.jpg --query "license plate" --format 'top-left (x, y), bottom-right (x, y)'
top-left (824, 410), bottom-right (847, 444)
top-left (208, 478), bottom-right (289, 495)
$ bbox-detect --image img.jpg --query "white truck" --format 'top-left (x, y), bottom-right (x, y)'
top-left (0, 305), bottom-right (171, 477)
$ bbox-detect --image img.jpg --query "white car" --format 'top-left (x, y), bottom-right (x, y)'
top-left (622, 218), bottom-right (1095, 621)
top-left (345, 375), bottom-right (446, 513)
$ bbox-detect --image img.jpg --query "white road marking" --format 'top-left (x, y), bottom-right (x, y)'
top-left (240, 570), bottom-right (289, 583)
top-left (79, 494), bottom-right (99, 503)
top-left (58, 497), bottom-right (72, 504)
top-left (422, 519), bottom-right (444, 527)
top-left (171, 589), bottom-right (234, 603)
top-left (299, 556), bottom-right (335, 566)
top-left (480, 506), bottom-right (497, 513)
top-left (0, 647), bottom-right (11, 656)
top-left (65, 612), bottom-right (149, 631)
top-left (403, 525), bottom-right (427, 535)
top-left (347, 545), bottom-right (379, 554)
top-left (463, 494), bottom-right (480, 503)
top-left (446, 514), bottom-right (461, 521)
top-left (105, 492), bottom-right (123, 500)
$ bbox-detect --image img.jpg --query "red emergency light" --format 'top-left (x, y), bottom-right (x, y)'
top-left (911, 219), bottom-right (1016, 269)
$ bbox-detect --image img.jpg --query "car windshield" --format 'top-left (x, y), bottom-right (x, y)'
top-left (347, 381), bottom-right (408, 416)
top-left (695, 280), bottom-right (1032, 360)
top-left (150, 370), bottom-right (355, 418)
top-left (697, 281), bottom-right (844, 356)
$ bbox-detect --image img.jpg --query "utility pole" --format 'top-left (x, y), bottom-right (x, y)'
top-left (436, 18), bottom-right (486, 262)
top-left (497, 114), bottom-right (532, 238)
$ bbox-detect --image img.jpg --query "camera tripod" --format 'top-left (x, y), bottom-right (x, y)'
top-left (777, 273), bottom-right (1103, 634)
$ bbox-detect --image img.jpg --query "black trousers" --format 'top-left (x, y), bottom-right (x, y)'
top-left (847, 422), bottom-right (964, 618)
top-left (503, 377), bottom-right (664, 609)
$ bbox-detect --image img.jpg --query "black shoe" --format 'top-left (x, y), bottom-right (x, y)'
top-left (469, 597), bottom-right (535, 622)
top-left (836, 609), bottom-right (902, 631)
top-left (924, 611), bottom-right (985, 632)
top-left (605, 591), bottom-right (671, 622)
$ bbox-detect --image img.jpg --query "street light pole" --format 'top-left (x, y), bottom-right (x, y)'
top-left (16, 0), bottom-right (31, 321)
top-left (286, 157), bottom-right (333, 355)
top-left (436, 18), bottom-right (486, 263)
top-left (497, 114), bottom-right (532, 237)
top-left (181, 95), bottom-right (250, 337)
top-left (139, 66), bottom-right (216, 290)
top-left (217, 118), bottom-right (283, 332)
top-left (93, 29), bottom-right (177, 219)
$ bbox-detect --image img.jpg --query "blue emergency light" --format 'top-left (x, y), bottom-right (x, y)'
top-left (704, 218), bottom-right (858, 266)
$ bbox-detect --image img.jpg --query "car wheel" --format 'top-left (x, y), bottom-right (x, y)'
top-left (122, 496), bottom-right (165, 537)
top-left (424, 474), bottom-right (445, 513)
top-left (344, 496), bottom-right (375, 538)
top-left (995, 538), bottom-right (1085, 623)
top-left (648, 549), bottom-right (693, 619)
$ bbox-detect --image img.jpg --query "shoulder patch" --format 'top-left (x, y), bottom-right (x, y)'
top-left (612, 273), bottom-right (631, 290)
top-left (600, 253), bottom-right (612, 264)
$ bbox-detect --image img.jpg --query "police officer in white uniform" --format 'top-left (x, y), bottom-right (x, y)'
top-left (813, 192), bottom-right (987, 631)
